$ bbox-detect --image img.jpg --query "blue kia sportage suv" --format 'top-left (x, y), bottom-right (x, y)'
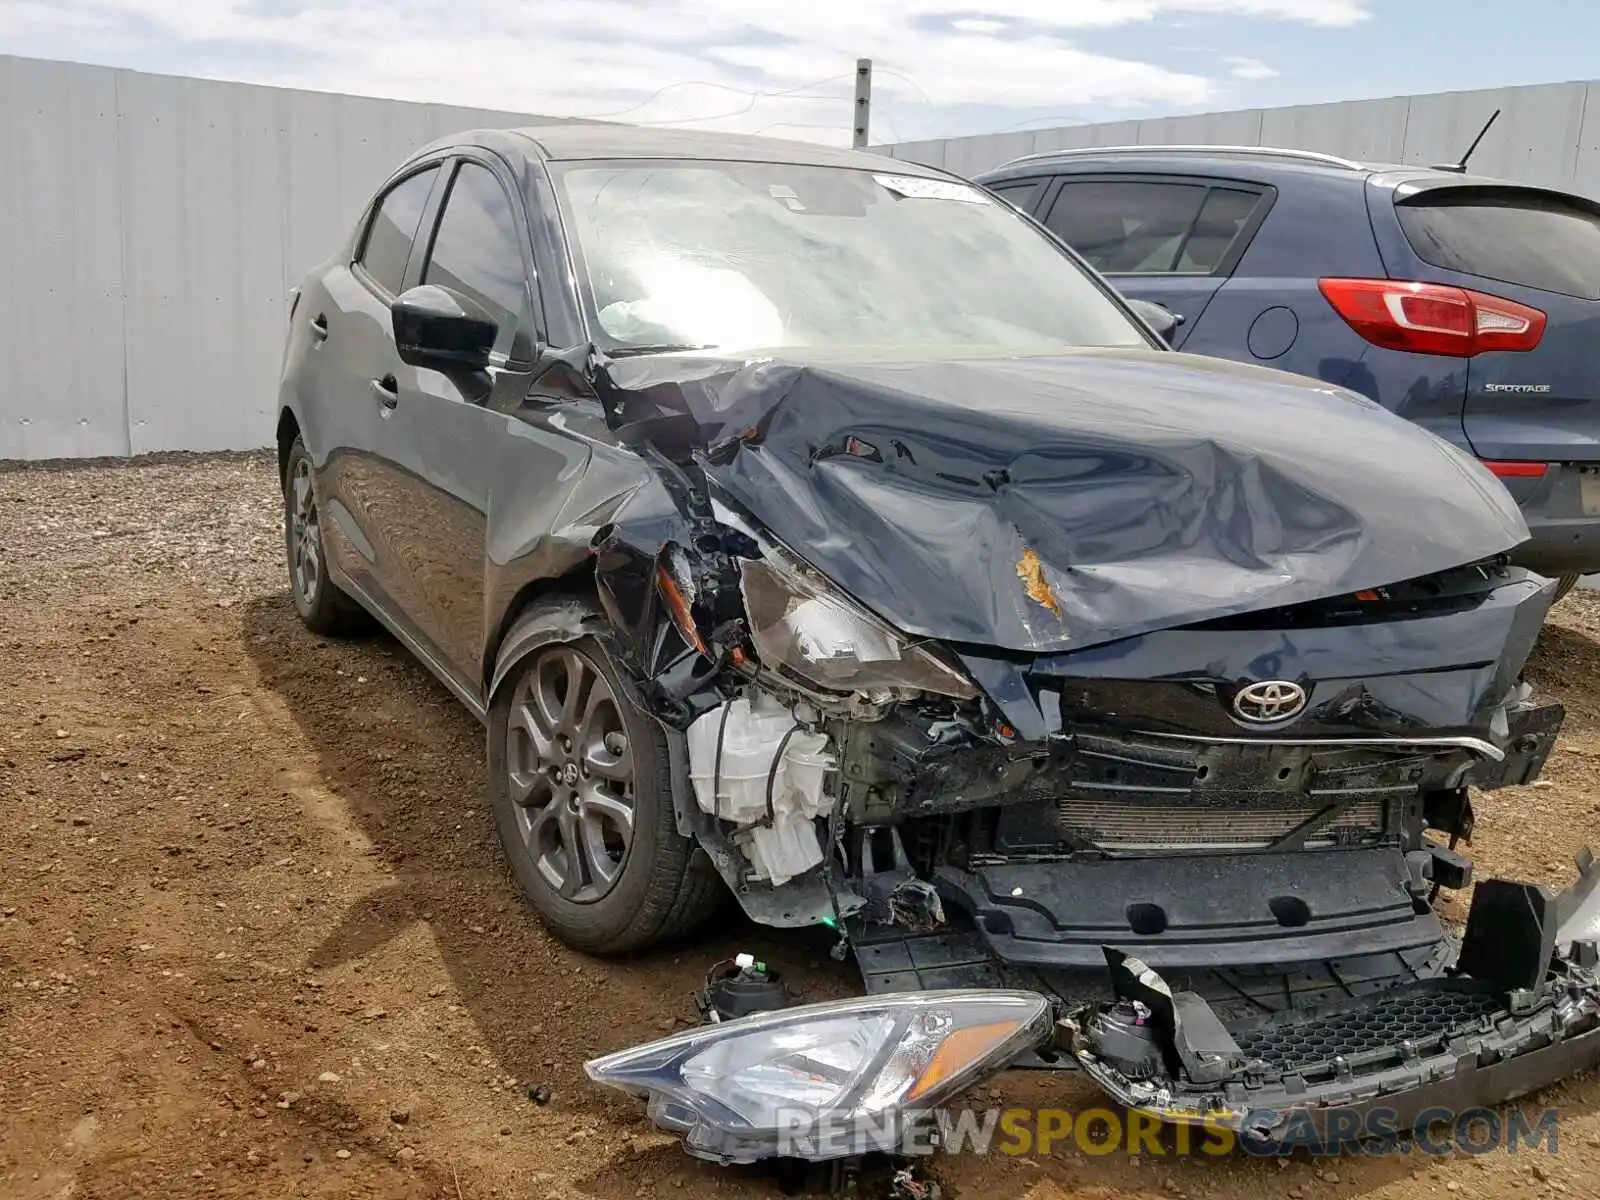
top-left (977, 145), bottom-right (1600, 595)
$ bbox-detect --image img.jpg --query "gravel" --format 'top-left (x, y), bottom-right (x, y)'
top-left (0, 450), bottom-right (282, 606)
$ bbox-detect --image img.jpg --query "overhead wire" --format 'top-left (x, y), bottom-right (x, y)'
top-left (982, 113), bottom-right (1094, 135)
top-left (751, 116), bottom-right (903, 142)
top-left (568, 66), bottom-right (928, 143)
top-left (575, 73), bottom-right (855, 124)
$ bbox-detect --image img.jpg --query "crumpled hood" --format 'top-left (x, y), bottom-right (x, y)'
top-left (603, 347), bottom-right (1528, 653)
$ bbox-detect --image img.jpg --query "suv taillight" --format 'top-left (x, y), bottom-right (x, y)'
top-left (1318, 278), bottom-right (1546, 357)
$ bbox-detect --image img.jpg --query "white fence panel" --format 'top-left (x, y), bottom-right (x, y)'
top-left (0, 56), bottom-right (128, 458)
top-left (0, 54), bottom-right (584, 460)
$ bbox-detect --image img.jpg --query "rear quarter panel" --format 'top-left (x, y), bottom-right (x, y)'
top-left (1199, 173), bottom-right (1473, 451)
top-left (276, 260), bottom-right (339, 463)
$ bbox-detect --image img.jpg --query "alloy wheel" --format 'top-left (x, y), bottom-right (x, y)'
top-left (288, 457), bottom-right (321, 605)
top-left (506, 646), bottom-right (636, 903)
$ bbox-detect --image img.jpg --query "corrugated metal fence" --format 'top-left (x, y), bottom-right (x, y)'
top-left (0, 55), bottom-right (586, 460)
top-left (879, 79), bottom-right (1600, 201)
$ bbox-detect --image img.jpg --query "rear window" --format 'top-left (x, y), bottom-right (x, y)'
top-left (357, 167), bottom-right (438, 296)
top-left (1395, 188), bottom-right (1600, 300)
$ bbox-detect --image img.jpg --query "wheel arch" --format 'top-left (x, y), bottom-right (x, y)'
top-left (483, 568), bottom-right (605, 707)
top-left (276, 406), bottom-right (303, 487)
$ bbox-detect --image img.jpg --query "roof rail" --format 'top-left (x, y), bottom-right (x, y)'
top-left (993, 144), bottom-right (1366, 171)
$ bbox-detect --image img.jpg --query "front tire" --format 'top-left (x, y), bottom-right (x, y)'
top-left (1553, 573), bottom-right (1581, 604)
top-left (282, 437), bottom-right (366, 635)
top-left (487, 609), bottom-right (721, 954)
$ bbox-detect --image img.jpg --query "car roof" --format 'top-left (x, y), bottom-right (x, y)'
top-left (421, 123), bottom-right (949, 175)
top-left (973, 145), bottom-right (1538, 192)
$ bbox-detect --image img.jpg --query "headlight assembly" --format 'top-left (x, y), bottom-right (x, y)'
top-left (739, 550), bottom-right (978, 700)
top-left (584, 990), bottom-right (1053, 1162)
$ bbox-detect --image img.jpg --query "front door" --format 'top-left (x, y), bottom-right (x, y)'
top-left (312, 162), bottom-right (444, 622)
top-left (377, 154), bottom-right (556, 689)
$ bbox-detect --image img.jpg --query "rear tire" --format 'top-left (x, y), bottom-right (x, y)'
top-left (282, 437), bottom-right (368, 635)
top-left (1553, 573), bottom-right (1581, 604)
top-left (487, 604), bottom-right (722, 954)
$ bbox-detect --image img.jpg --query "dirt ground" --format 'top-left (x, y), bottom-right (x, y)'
top-left (3, 451), bottom-right (1599, 1200)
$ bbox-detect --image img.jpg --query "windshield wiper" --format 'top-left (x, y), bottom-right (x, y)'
top-left (605, 343), bottom-right (716, 357)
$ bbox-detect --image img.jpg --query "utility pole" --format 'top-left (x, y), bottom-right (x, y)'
top-left (852, 58), bottom-right (872, 148)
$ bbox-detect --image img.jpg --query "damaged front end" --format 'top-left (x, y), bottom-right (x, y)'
top-left (560, 346), bottom-right (1594, 1158)
top-left (586, 866), bottom-right (1600, 1162)
top-left (1067, 858), bottom-right (1600, 1143)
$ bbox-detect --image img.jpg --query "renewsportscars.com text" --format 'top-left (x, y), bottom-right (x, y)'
top-left (774, 1105), bottom-right (1561, 1159)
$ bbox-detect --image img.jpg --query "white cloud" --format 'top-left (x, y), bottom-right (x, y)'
top-left (0, 1), bottom-right (1367, 143)
top-left (950, 18), bottom-right (1010, 35)
top-left (1227, 56), bottom-right (1281, 79)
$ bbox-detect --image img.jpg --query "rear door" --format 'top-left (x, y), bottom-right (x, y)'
top-left (1375, 183), bottom-right (1600, 462)
top-left (314, 163), bottom-right (444, 611)
top-left (1039, 175), bottom-right (1271, 349)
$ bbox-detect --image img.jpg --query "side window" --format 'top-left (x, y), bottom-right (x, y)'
top-left (988, 180), bottom-right (1042, 214)
top-left (356, 167), bottom-right (439, 296)
top-left (1175, 187), bottom-right (1264, 274)
top-left (1045, 181), bottom-right (1208, 273)
top-left (421, 162), bottom-right (533, 344)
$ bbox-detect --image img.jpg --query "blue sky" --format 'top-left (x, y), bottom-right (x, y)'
top-left (2, 1), bottom-right (1599, 145)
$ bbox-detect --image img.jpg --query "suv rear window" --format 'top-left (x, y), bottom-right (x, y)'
top-left (1395, 188), bottom-right (1600, 300)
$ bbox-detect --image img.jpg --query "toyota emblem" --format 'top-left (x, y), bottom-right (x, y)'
top-left (1231, 680), bottom-right (1308, 724)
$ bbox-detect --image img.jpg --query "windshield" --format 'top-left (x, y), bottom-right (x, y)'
top-left (551, 161), bottom-right (1149, 354)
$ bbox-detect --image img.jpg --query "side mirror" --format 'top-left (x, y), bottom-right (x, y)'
top-left (1125, 298), bottom-right (1184, 344)
top-left (392, 284), bottom-right (498, 370)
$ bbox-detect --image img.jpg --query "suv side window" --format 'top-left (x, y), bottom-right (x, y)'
top-left (1045, 180), bottom-right (1265, 275)
top-left (988, 179), bottom-right (1042, 213)
top-left (1046, 181), bottom-right (1206, 273)
top-left (421, 162), bottom-right (533, 347)
top-left (356, 167), bottom-right (439, 296)
top-left (1174, 188), bottom-right (1262, 273)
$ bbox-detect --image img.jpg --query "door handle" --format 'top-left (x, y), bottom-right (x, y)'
top-left (370, 374), bottom-right (399, 409)
top-left (309, 313), bottom-right (329, 341)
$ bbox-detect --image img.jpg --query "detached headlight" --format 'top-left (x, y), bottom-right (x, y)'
top-left (739, 552), bottom-right (977, 700)
top-left (585, 990), bottom-right (1052, 1163)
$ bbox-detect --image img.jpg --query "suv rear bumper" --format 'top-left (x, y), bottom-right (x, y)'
top-left (1497, 464), bottom-right (1600, 577)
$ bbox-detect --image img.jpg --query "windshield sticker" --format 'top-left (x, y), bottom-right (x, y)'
top-left (873, 174), bottom-right (993, 204)
top-left (768, 184), bottom-right (806, 212)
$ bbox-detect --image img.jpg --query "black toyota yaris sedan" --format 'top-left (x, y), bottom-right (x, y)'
top-left (276, 125), bottom-right (1600, 1163)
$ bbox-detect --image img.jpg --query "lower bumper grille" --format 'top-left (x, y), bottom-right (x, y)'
top-left (1231, 985), bottom-right (1504, 1074)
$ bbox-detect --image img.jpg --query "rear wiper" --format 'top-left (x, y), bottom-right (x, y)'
top-left (606, 343), bottom-right (715, 357)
